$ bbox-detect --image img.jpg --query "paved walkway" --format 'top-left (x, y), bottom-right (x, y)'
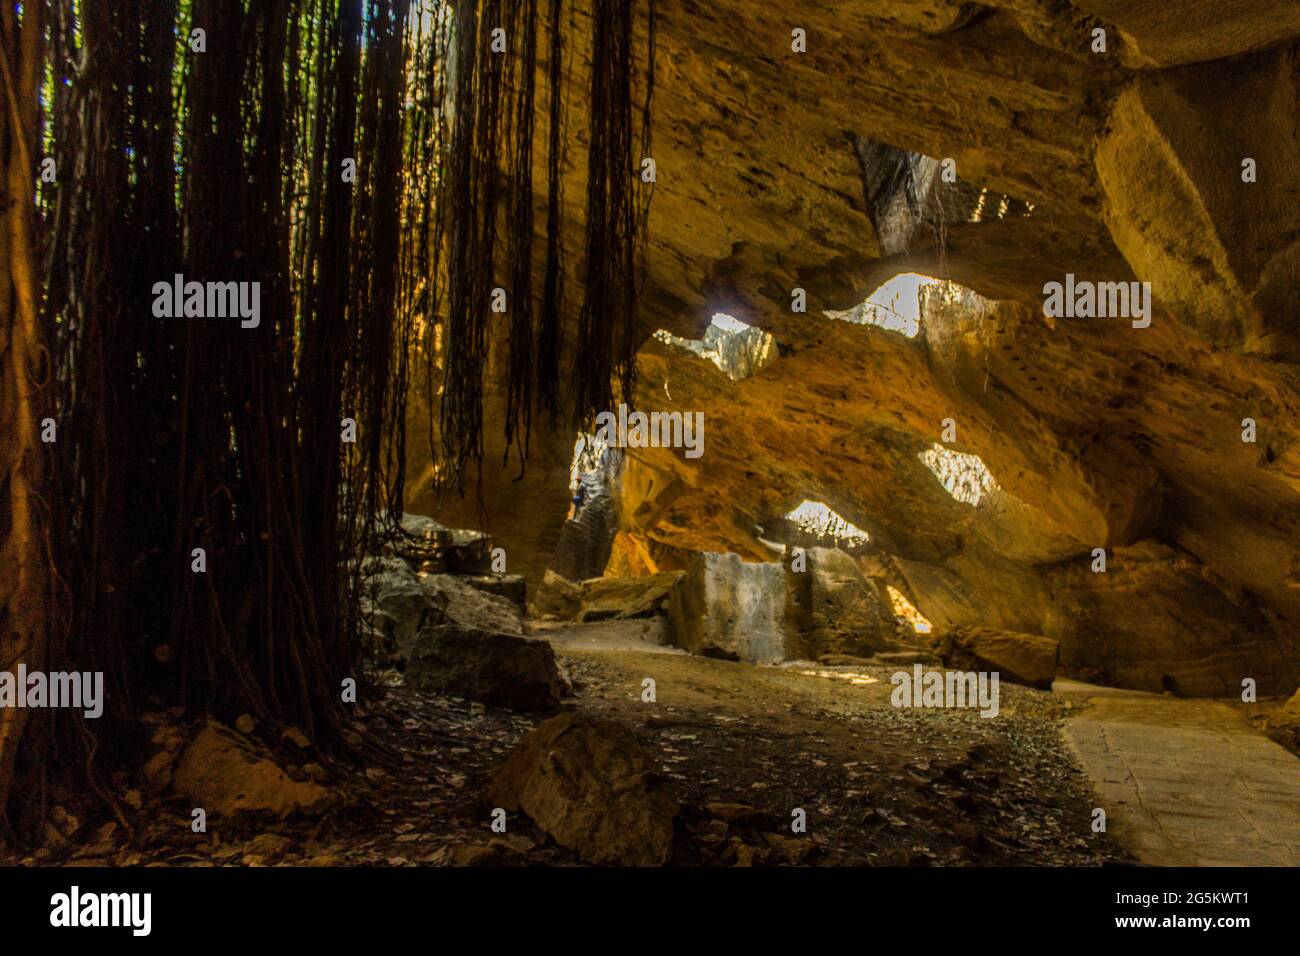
top-left (1060, 684), bottom-right (1300, 866)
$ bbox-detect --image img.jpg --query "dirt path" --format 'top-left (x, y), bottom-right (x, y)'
top-left (299, 620), bottom-right (1131, 866)
top-left (535, 620), bottom-right (1127, 865)
top-left (1061, 686), bottom-right (1300, 866)
top-left (7, 620), bottom-right (1149, 867)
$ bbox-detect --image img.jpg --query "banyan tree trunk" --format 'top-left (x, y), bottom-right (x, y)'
top-left (0, 0), bottom-right (48, 840)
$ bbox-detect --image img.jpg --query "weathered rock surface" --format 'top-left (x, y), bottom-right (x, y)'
top-left (533, 569), bottom-right (583, 619)
top-left (421, 573), bottom-right (525, 636)
top-left (361, 544), bottom-right (525, 670)
top-left (1069, 0), bottom-right (1300, 68)
top-left (360, 555), bottom-right (443, 663)
top-left (790, 548), bottom-right (898, 658)
top-left (399, 2), bottom-right (1300, 697)
top-left (460, 573), bottom-right (528, 609)
top-left (407, 625), bottom-right (565, 711)
top-left (531, 570), bottom-right (683, 622)
top-left (578, 571), bottom-right (684, 622)
top-left (939, 627), bottom-right (1060, 689)
top-left (171, 723), bottom-right (333, 819)
top-left (1042, 541), bottom-right (1296, 696)
top-left (487, 714), bottom-right (678, 866)
top-left (386, 511), bottom-right (497, 574)
top-left (667, 552), bottom-right (793, 663)
top-left (623, 296), bottom-right (1300, 694)
top-left (1096, 50), bottom-right (1300, 357)
top-left (551, 468), bottom-right (621, 583)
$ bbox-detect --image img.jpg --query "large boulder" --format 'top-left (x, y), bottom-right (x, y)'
top-left (388, 511), bottom-right (495, 574)
top-left (668, 552), bottom-right (793, 663)
top-left (460, 573), bottom-right (528, 609)
top-left (1043, 541), bottom-right (1296, 696)
top-left (360, 555), bottom-right (444, 662)
top-left (171, 723), bottom-right (333, 819)
top-left (407, 625), bottom-right (565, 711)
top-left (579, 571), bottom-right (684, 622)
top-left (360, 552), bottom-right (525, 666)
top-left (422, 573), bottom-right (525, 636)
top-left (487, 714), bottom-right (678, 866)
top-left (789, 547), bottom-right (897, 658)
top-left (533, 569), bottom-right (583, 619)
top-left (939, 626), bottom-right (1060, 689)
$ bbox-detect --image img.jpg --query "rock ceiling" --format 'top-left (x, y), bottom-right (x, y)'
top-left (411, 0), bottom-right (1300, 695)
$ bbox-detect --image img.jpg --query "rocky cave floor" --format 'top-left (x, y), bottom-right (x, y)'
top-left (5, 620), bottom-right (1141, 868)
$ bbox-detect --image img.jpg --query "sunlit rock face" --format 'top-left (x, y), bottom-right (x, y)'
top-left (1068, 0), bottom-right (1300, 68)
top-left (667, 553), bottom-right (793, 663)
top-left (664, 548), bottom-right (897, 663)
top-left (1096, 48), bottom-right (1300, 358)
top-left (939, 627), bottom-right (1060, 690)
top-left (789, 548), bottom-right (899, 659)
top-left (617, 275), bottom-right (1300, 694)
top-left (406, 0), bottom-right (1300, 695)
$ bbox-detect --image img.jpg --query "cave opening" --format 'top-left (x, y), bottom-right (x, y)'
top-left (887, 586), bottom-right (934, 636)
top-left (918, 444), bottom-right (1000, 506)
top-left (653, 312), bottom-right (778, 380)
top-left (825, 272), bottom-right (941, 338)
top-left (765, 499), bottom-right (871, 553)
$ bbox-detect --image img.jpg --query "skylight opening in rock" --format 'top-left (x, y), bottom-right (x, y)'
top-left (918, 443), bottom-right (999, 506)
top-left (887, 585), bottom-right (932, 634)
top-left (967, 187), bottom-right (1033, 224)
top-left (651, 312), bottom-right (777, 381)
top-left (783, 500), bottom-right (870, 545)
top-left (707, 312), bottom-right (750, 334)
top-left (823, 273), bottom-right (943, 338)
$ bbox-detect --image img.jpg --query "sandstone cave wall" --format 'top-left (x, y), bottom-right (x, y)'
top-left (403, 0), bottom-right (1300, 695)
